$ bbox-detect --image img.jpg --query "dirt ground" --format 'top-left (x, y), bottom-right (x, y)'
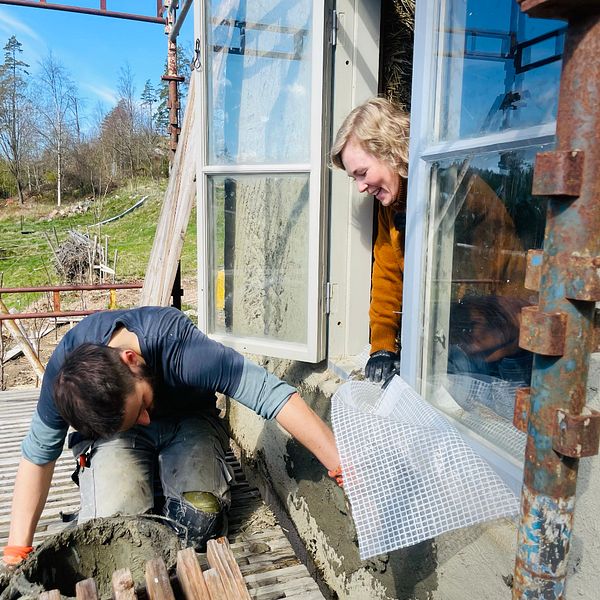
top-left (0, 278), bottom-right (198, 390)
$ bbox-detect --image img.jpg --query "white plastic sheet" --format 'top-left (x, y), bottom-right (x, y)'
top-left (331, 376), bottom-right (519, 559)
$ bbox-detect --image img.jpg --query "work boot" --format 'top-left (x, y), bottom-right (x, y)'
top-left (163, 492), bottom-right (227, 552)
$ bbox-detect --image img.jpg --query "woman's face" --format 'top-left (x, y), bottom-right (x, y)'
top-left (340, 138), bottom-right (401, 207)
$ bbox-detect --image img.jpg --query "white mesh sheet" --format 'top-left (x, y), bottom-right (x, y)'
top-left (331, 376), bottom-right (519, 559)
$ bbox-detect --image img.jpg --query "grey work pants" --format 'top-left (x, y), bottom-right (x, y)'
top-left (71, 414), bottom-right (234, 522)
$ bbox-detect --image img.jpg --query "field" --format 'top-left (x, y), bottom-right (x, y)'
top-left (0, 178), bottom-right (198, 312)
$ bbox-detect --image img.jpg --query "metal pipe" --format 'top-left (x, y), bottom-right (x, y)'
top-left (513, 2), bottom-right (600, 598)
top-left (0, 0), bottom-right (166, 24)
top-left (0, 283), bottom-right (142, 294)
top-left (168, 0), bottom-right (194, 42)
top-left (162, 1), bottom-right (185, 161)
top-left (0, 310), bottom-right (102, 321)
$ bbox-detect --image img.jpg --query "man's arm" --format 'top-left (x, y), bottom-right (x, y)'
top-left (7, 458), bottom-right (56, 548)
top-left (275, 392), bottom-right (340, 471)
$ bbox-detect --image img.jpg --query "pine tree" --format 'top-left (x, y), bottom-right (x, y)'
top-left (0, 36), bottom-right (30, 204)
top-left (141, 79), bottom-right (157, 132)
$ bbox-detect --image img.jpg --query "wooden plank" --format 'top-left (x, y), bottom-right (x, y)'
top-left (176, 547), bottom-right (211, 600)
top-left (206, 537), bottom-right (251, 600)
top-left (203, 568), bottom-right (228, 600)
top-left (76, 577), bottom-right (99, 599)
top-left (145, 557), bottom-right (176, 600)
top-left (39, 591), bottom-right (61, 600)
top-left (140, 75), bottom-right (197, 307)
top-left (112, 568), bottom-right (138, 600)
top-left (0, 298), bottom-right (45, 380)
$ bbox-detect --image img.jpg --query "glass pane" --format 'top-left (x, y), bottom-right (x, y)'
top-left (207, 174), bottom-right (309, 344)
top-left (435, 0), bottom-right (565, 141)
top-left (206, 0), bottom-right (313, 164)
top-left (423, 146), bottom-right (551, 459)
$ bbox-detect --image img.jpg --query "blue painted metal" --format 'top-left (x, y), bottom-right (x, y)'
top-left (514, 2), bottom-right (600, 598)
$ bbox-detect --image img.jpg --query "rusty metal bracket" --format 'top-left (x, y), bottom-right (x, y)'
top-left (517, 0), bottom-right (598, 19)
top-left (553, 408), bottom-right (600, 458)
top-left (525, 249), bottom-right (543, 292)
top-left (563, 255), bottom-right (600, 301)
top-left (513, 387), bottom-right (532, 433)
top-left (520, 305), bottom-right (567, 356)
top-left (532, 150), bottom-right (585, 197)
top-left (593, 308), bottom-right (600, 353)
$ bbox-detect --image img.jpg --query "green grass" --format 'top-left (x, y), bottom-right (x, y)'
top-left (0, 178), bottom-right (198, 310)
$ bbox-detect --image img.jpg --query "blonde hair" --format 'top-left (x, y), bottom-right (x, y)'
top-left (330, 97), bottom-right (410, 178)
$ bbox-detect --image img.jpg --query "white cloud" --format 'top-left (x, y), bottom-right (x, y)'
top-left (0, 8), bottom-right (45, 65)
top-left (0, 8), bottom-right (42, 42)
top-left (83, 82), bottom-right (118, 106)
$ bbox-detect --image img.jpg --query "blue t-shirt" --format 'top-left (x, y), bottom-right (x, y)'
top-left (23, 307), bottom-right (296, 464)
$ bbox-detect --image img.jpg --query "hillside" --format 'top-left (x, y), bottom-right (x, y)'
top-left (0, 178), bottom-right (198, 311)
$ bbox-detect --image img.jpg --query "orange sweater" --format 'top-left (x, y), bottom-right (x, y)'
top-left (369, 191), bottom-right (406, 354)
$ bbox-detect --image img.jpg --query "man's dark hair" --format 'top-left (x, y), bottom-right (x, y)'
top-left (54, 343), bottom-right (135, 439)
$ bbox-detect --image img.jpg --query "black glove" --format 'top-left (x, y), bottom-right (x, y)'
top-left (365, 350), bottom-right (400, 383)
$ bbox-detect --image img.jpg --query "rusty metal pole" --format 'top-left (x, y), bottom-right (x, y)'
top-left (513, 2), bottom-right (600, 598)
top-left (162, 0), bottom-right (186, 164)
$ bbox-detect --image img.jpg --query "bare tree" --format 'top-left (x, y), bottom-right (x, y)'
top-left (0, 36), bottom-right (31, 204)
top-left (35, 51), bottom-right (78, 207)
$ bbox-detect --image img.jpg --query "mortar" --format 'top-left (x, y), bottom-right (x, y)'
top-left (6, 516), bottom-right (182, 599)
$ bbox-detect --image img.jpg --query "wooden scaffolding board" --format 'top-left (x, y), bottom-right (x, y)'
top-left (0, 389), bottom-right (325, 599)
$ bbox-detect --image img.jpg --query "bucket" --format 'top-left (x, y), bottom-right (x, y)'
top-left (3, 516), bottom-right (182, 599)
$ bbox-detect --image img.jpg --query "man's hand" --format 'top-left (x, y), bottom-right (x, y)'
top-left (328, 465), bottom-right (344, 488)
top-left (2, 545), bottom-right (34, 568)
top-left (365, 350), bottom-right (400, 383)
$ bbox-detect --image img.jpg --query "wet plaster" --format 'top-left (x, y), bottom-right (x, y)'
top-left (229, 353), bottom-right (600, 599)
top-left (228, 357), bottom-right (438, 599)
top-left (565, 353), bottom-right (600, 599)
top-left (1, 517), bottom-right (181, 599)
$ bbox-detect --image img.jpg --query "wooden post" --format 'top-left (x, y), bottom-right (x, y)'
top-left (145, 557), bottom-right (176, 600)
top-left (176, 547), bottom-right (211, 600)
top-left (112, 568), bottom-right (137, 599)
top-left (39, 592), bottom-right (61, 600)
top-left (0, 298), bottom-right (45, 380)
top-left (75, 578), bottom-right (99, 599)
top-left (206, 537), bottom-right (251, 600)
top-left (203, 569), bottom-right (228, 600)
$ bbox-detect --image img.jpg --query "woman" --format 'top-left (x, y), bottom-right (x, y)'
top-left (331, 97), bottom-right (409, 383)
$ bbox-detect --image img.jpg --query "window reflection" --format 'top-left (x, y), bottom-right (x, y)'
top-left (437, 0), bottom-right (565, 141)
top-left (426, 147), bottom-right (549, 458)
top-left (206, 0), bottom-right (312, 164)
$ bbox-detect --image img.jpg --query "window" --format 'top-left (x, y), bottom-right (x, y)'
top-left (403, 0), bottom-right (564, 484)
top-left (194, 0), bottom-right (329, 361)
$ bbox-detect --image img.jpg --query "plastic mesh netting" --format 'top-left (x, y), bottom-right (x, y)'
top-left (331, 376), bottom-right (519, 559)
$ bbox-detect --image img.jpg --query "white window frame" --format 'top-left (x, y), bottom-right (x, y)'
top-left (194, 0), bottom-right (329, 362)
top-left (402, 0), bottom-right (557, 492)
top-left (327, 0), bottom-right (382, 365)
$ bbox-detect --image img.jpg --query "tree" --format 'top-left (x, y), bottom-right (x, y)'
top-left (35, 51), bottom-right (78, 206)
top-left (140, 79), bottom-right (157, 133)
top-left (0, 36), bottom-right (30, 204)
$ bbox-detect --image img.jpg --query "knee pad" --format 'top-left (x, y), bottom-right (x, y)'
top-left (182, 491), bottom-right (221, 514)
top-left (163, 492), bottom-right (227, 552)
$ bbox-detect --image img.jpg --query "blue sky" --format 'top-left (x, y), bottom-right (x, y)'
top-left (0, 1), bottom-right (193, 122)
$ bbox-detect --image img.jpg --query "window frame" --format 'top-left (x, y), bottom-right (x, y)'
top-left (401, 0), bottom-right (558, 491)
top-left (193, 0), bottom-right (329, 362)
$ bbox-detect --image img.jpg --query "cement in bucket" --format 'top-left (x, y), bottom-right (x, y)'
top-left (3, 516), bottom-right (182, 599)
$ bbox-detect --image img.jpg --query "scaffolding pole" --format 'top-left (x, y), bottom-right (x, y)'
top-left (513, 1), bottom-right (600, 598)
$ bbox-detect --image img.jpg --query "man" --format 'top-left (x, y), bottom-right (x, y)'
top-left (3, 306), bottom-right (341, 566)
